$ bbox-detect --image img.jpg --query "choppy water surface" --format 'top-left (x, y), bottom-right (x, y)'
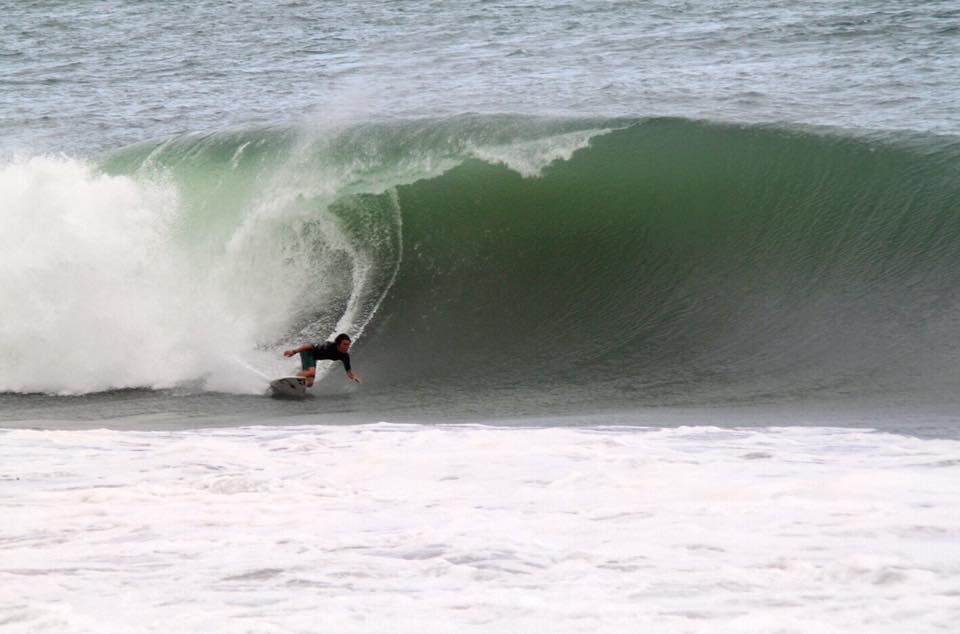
top-left (3, 1), bottom-right (960, 155)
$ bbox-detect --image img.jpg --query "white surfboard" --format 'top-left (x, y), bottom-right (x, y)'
top-left (269, 376), bottom-right (308, 398)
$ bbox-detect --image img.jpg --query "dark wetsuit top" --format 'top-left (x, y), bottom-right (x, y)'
top-left (301, 341), bottom-right (351, 372)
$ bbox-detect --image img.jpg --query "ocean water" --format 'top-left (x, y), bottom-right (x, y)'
top-left (2, 2), bottom-right (960, 631)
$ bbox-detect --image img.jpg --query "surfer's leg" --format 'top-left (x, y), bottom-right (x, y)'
top-left (298, 367), bottom-right (316, 387)
top-left (297, 351), bottom-right (317, 387)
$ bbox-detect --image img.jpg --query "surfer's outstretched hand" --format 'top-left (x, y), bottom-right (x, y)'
top-left (283, 350), bottom-right (295, 358)
top-left (347, 371), bottom-right (362, 384)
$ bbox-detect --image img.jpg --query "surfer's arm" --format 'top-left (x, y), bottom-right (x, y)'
top-left (341, 355), bottom-right (360, 383)
top-left (282, 344), bottom-right (314, 357)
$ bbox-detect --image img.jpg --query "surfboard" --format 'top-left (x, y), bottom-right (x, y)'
top-left (269, 376), bottom-right (308, 399)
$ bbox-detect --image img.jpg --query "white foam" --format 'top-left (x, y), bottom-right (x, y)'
top-left (0, 156), bottom-right (391, 394)
top-left (0, 157), bottom-right (275, 394)
top-left (469, 127), bottom-right (611, 178)
top-left (1, 424), bottom-right (957, 632)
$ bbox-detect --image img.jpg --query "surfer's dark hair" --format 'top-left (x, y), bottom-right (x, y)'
top-left (334, 333), bottom-right (351, 345)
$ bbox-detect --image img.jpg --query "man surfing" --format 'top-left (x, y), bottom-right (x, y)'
top-left (283, 333), bottom-right (361, 387)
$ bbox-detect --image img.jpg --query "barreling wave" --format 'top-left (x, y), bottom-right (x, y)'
top-left (3, 115), bottom-right (960, 407)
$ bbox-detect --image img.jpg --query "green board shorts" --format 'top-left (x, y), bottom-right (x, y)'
top-left (300, 350), bottom-right (318, 370)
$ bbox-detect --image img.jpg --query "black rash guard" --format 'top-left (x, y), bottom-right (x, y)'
top-left (310, 341), bottom-right (351, 372)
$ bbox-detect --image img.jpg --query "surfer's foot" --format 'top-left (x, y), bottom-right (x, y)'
top-left (296, 369), bottom-right (316, 388)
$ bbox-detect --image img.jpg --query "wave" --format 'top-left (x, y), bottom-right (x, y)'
top-left (3, 116), bottom-right (960, 406)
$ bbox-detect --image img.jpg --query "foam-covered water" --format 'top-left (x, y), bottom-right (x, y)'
top-left (2, 424), bottom-right (958, 633)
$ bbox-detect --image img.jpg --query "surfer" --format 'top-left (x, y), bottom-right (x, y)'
top-left (283, 334), bottom-right (361, 387)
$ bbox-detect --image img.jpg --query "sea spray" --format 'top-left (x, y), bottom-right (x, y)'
top-left (0, 153), bottom-right (387, 394)
top-left (0, 156), bottom-right (211, 393)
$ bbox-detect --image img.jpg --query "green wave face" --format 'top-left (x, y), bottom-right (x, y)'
top-left (371, 119), bottom-right (960, 405)
top-left (105, 117), bottom-right (960, 407)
